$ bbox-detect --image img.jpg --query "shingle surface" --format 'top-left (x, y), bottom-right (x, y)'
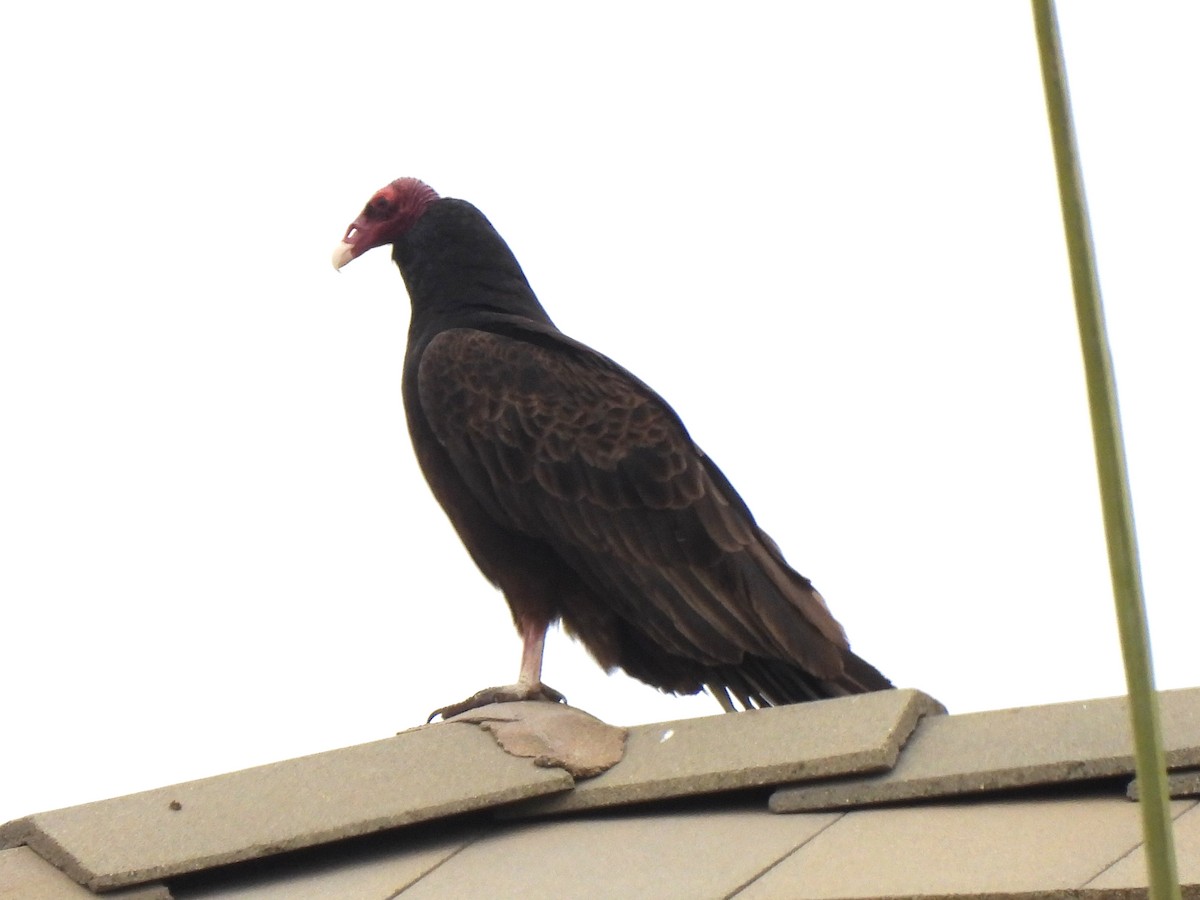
top-left (0, 724), bottom-right (572, 891)
top-left (509, 688), bottom-right (943, 817)
top-left (173, 829), bottom-right (471, 900)
top-left (1129, 768), bottom-right (1200, 800)
top-left (738, 796), bottom-right (1191, 899)
top-left (0, 846), bottom-right (170, 899)
top-left (12, 688), bottom-right (1200, 900)
top-left (772, 687), bottom-right (1200, 812)
top-left (398, 802), bottom-right (840, 899)
top-left (1087, 799), bottom-right (1200, 891)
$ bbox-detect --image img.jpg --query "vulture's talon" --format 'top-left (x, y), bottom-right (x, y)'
top-left (427, 682), bottom-right (567, 722)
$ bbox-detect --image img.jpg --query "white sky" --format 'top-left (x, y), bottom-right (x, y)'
top-left (1, 2), bottom-right (1197, 826)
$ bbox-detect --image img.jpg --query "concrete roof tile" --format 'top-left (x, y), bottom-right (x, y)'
top-left (0, 724), bottom-right (571, 892)
top-left (1087, 799), bottom-right (1200, 890)
top-left (507, 688), bottom-right (943, 817)
top-left (14, 687), bottom-right (1200, 899)
top-left (0, 846), bottom-right (169, 900)
top-left (739, 795), bottom-right (1189, 898)
top-left (1129, 768), bottom-right (1200, 801)
top-left (397, 802), bottom-right (840, 899)
top-left (772, 687), bottom-right (1200, 813)
top-left (169, 829), bottom-right (471, 900)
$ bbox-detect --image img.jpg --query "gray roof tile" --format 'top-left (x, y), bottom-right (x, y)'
top-left (1087, 799), bottom-right (1200, 891)
top-left (398, 802), bottom-right (840, 900)
top-left (772, 687), bottom-right (1200, 813)
top-left (1129, 768), bottom-right (1200, 801)
top-left (172, 829), bottom-right (472, 900)
top-left (0, 846), bottom-right (169, 900)
top-left (507, 688), bottom-right (943, 817)
top-left (10, 687), bottom-right (1200, 899)
top-left (0, 723), bottom-right (572, 891)
top-left (739, 796), bottom-right (1194, 899)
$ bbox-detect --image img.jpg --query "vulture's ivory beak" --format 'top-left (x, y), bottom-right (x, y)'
top-left (332, 241), bottom-right (356, 270)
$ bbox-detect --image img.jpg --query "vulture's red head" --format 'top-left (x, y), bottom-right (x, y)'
top-left (333, 177), bottom-right (440, 269)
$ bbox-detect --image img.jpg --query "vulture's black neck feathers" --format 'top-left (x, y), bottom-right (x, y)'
top-left (394, 198), bottom-right (556, 341)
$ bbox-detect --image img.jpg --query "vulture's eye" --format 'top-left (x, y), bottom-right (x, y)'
top-left (367, 195), bottom-right (392, 217)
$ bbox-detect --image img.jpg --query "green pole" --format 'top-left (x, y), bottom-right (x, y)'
top-left (1029, 3), bottom-right (1179, 898)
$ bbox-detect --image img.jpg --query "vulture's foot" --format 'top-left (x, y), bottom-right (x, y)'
top-left (427, 682), bottom-right (566, 722)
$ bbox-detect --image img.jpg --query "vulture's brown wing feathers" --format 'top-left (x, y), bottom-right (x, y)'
top-left (418, 326), bottom-right (850, 682)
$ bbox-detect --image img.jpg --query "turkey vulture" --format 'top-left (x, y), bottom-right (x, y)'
top-left (334, 177), bottom-right (890, 718)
